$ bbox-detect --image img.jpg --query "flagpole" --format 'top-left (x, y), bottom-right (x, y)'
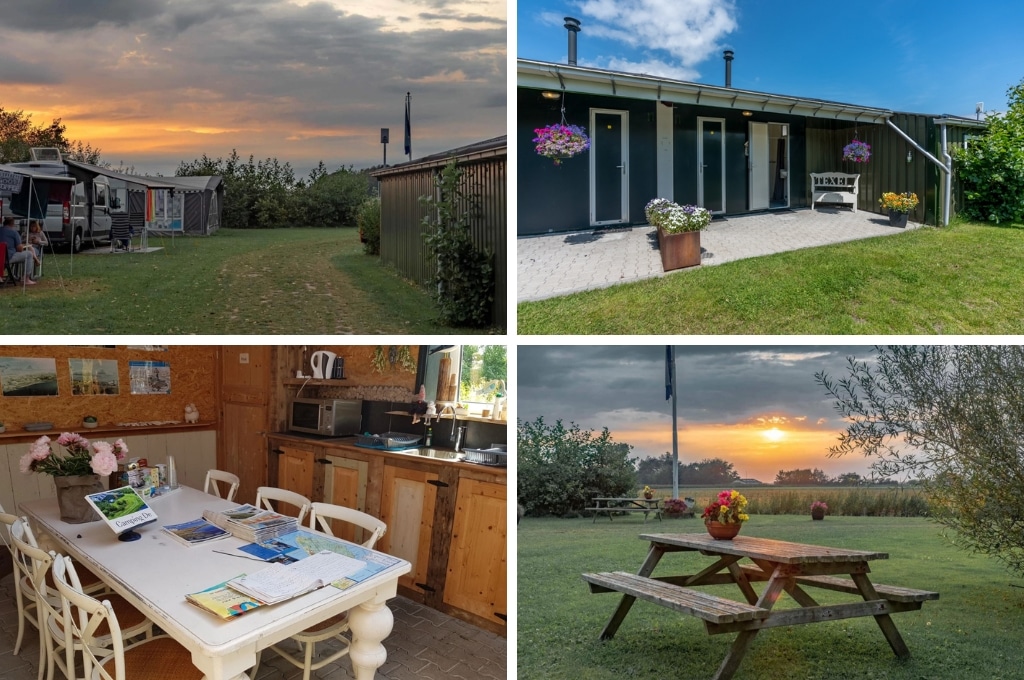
top-left (404, 92), bottom-right (412, 162)
top-left (667, 345), bottom-right (679, 499)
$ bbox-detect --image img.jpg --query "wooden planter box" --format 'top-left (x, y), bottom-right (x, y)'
top-left (657, 227), bottom-right (702, 271)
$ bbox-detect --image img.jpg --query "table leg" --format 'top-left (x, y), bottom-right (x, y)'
top-left (599, 544), bottom-right (665, 640)
top-left (348, 600), bottom-right (395, 680)
top-left (851, 573), bottom-right (910, 658)
top-left (190, 646), bottom-right (256, 680)
top-left (712, 564), bottom-right (790, 679)
top-left (725, 562), bottom-right (758, 605)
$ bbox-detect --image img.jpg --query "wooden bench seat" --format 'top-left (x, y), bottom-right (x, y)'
top-left (582, 571), bottom-right (770, 624)
top-left (811, 172), bottom-right (859, 212)
top-left (738, 565), bottom-right (939, 603)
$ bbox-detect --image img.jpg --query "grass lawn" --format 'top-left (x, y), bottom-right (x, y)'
top-left (518, 221), bottom-right (1024, 334)
top-left (519, 515), bottom-right (1024, 679)
top-left (0, 228), bottom-right (484, 334)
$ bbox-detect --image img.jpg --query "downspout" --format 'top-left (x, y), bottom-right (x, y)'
top-left (938, 121), bottom-right (953, 227)
top-left (885, 119), bottom-right (951, 226)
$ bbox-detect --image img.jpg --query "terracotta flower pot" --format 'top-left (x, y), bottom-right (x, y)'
top-left (705, 520), bottom-right (741, 540)
top-left (811, 508), bottom-right (825, 520)
top-left (657, 227), bottom-right (702, 271)
top-left (643, 492), bottom-right (654, 500)
top-left (54, 474), bottom-right (104, 524)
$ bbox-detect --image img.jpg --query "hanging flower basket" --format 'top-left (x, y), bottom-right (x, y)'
top-left (842, 139), bottom-right (871, 163)
top-left (533, 123), bottom-right (590, 166)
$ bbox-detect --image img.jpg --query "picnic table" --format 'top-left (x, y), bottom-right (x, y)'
top-left (583, 532), bottom-right (938, 680)
top-left (588, 497), bottom-right (662, 522)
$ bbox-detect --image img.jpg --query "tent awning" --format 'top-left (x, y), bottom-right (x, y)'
top-left (63, 160), bottom-right (177, 190)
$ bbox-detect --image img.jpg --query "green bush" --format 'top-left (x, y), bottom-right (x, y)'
top-left (953, 79), bottom-right (1024, 224)
top-left (518, 417), bottom-right (637, 517)
top-left (358, 198), bottom-right (381, 255)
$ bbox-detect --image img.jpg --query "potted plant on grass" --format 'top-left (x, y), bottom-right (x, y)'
top-left (701, 489), bottom-right (749, 540)
top-left (663, 497), bottom-right (692, 519)
top-left (810, 500), bottom-right (828, 520)
top-left (83, 415), bottom-right (98, 429)
top-left (645, 198), bottom-right (711, 271)
top-left (879, 192), bottom-right (919, 228)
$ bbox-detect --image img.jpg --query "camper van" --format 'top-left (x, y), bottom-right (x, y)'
top-left (0, 149), bottom-right (113, 251)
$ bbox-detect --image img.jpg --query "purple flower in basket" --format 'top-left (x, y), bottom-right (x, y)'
top-left (533, 123), bottom-right (591, 165)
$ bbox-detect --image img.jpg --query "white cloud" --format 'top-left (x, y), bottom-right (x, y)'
top-left (573, 0), bottom-right (737, 77)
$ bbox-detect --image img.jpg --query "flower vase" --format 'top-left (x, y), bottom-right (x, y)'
top-left (811, 508), bottom-right (825, 521)
top-left (54, 474), bottom-right (104, 524)
top-left (888, 210), bottom-right (909, 228)
top-left (705, 520), bottom-right (741, 540)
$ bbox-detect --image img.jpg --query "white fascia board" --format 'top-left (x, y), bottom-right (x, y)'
top-left (519, 60), bottom-right (891, 125)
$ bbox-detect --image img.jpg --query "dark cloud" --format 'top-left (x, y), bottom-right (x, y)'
top-left (519, 345), bottom-right (877, 431)
top-left (0, 0), bottom-right (504, 174)
top-left (0, 0), bottom-right (167, 32)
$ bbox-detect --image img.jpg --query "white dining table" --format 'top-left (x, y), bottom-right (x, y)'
top-left (21, 486), bottom-right (411, 680)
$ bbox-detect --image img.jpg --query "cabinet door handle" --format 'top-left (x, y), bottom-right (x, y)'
top-left (427, 480), bottom-right (449, 488)
top-left (494, 612), bottom-right (507, 621)
top-left (315, 458), bottom-right (331, 465)
top-left (271, 448), bottom-right (283, 455)
top-left (414, 582), bottom-right (436, 592)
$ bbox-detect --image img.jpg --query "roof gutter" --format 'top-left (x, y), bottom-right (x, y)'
top-left (519, 59), bottom-right (893, 124)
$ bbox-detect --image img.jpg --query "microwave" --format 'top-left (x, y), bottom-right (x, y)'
top-left (288, 398), bottom-right (362, 436)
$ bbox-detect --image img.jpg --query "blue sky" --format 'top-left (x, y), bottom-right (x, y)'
top-left (517, 0), bottom-right (1023, 117)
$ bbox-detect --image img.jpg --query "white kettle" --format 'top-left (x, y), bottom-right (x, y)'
top-left (310, 351), bottom-right (337, 380)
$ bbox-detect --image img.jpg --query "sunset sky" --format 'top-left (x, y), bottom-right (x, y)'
top-left (0, 0), bottom-right (505, 176)
top-left (518, 345), bottom-right (893, 483)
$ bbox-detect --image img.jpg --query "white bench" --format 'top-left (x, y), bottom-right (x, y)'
top-left (811, 172), bottom-right (860, 212)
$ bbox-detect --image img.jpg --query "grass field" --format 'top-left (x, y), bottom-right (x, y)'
top-left (518, 221), bottom-right (1024, 334)
top-left (643, 486), bottom-right (930, 517)
top-left (518, 515), bottom-right (1024, 679)
top-left (0, 228), bottom-right (485, 334)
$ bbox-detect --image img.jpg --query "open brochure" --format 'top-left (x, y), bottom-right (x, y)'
top-left (186, 576), bottom-right (263, 619)
top-left (161, 517), bottom-right (231, 547)
top-left (227, 550), bottom-right (366, 604)
top-left (84, 486), bottom-right (158, 537)
top-left (230, 529), bottom-right (404, 590)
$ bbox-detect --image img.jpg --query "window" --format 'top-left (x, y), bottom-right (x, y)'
top-left (421, 345), bottom-right (507, 410)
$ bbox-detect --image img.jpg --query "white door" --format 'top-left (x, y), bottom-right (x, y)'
top-left (590, 109), bottom-right (629, 225)
top-left (749, 122), bottom-right (769, 210)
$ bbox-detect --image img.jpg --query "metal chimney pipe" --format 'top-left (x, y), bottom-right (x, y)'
top-left (724, 50), bottom-right (734, 87)
top-left (564, 17), bottom-right (581, 66)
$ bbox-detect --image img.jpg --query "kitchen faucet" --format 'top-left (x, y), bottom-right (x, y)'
top-left (438, 404), bottom-right (457, 436)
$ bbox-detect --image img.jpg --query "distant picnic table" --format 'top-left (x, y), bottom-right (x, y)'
top-left (588, 497), bottom-right (662, 522)
top-left (583, 533), bottom-right (939, 680)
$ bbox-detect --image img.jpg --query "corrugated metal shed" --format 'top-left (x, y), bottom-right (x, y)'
top-left (372, 136), bottom-right (506, 328)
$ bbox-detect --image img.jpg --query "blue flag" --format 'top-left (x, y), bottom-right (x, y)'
top-left (665, 346), bottom-right (675, 400)
top-left (404, 92), bottom-right (411, 157)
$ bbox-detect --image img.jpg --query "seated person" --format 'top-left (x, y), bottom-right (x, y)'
top-left (26, 220), bottom-right (47, 277)
top-left (0, 216), bottom-right (37, 285)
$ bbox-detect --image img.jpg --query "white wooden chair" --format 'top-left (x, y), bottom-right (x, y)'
top-left (1, 511), bottom-right (41, 666)
top-left (12, 519), bottom-right (155, 680)
top-left (50, 554), bottom-right (202, 680)
top-left (203, 469), bottom-right (240, 502)
top-left (250, 503), bottom-right (387, 680)
top-left (254, 486), bottom-right (311, 524)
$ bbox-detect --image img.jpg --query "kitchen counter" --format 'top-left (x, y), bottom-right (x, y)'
top-left (270, 432), bottom-right (507, 471)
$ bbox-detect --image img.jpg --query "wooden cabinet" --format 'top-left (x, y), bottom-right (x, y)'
top-left (272, 442), bottom-right (315, 515)
top-left (378, 464), bottom-right (439, 596)
top-left (444, 478), bottom-right (507, 626)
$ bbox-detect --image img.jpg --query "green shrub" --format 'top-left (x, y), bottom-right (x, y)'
top-left (518, 417), bottom-right (637, 517)
top-left (357, 198), bottom-right (381, 255)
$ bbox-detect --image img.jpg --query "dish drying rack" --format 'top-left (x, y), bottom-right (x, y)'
top-left (462, 445), bottom-right (507, 467)
top-left (354, 432), bottom-right (422, 451)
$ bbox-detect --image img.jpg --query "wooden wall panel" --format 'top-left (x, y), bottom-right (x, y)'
top-left (294, 345), bottom-right (420, 388)
top-left (221, 402), bottom-right (267, 505)
top-left (0, 346), bottom-right (218, 432)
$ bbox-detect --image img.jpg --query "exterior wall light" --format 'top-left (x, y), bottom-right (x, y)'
top-left (541, 91), bottom-right (561, 100)
top-left (741, 111), bottom-right (753, 117)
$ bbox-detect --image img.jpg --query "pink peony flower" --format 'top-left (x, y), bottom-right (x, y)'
top-left (19, 452), bottom-right (35, 473)
top-left (29, 436), bottom-right (52, 461)
top-left (113, 439), bottom-right (129, 460)
top-left (90, 451), bottom-right (119, 477)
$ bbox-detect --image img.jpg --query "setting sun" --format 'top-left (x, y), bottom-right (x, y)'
top-left (763, 427), bottom-right (786, 442)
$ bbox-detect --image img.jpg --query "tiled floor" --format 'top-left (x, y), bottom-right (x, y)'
top-left (0, 572), bottom-right (506, 680)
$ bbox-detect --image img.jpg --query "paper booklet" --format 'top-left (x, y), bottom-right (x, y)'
top-left (202, 504), bottom-right (297, 542)
top-left (161, 517), bottom-right (231, 547)
top-left (186, 576), bottom-right (263, 619)
top-left (84, 486), bottom-right (158, 537)
top-left (227, 550), bottom-right (366, 604)
top-left (233, 530), bottom-right (405, 591)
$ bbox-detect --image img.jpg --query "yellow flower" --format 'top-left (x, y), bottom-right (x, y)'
top-left (738, 513), bottom-right (749, 521)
